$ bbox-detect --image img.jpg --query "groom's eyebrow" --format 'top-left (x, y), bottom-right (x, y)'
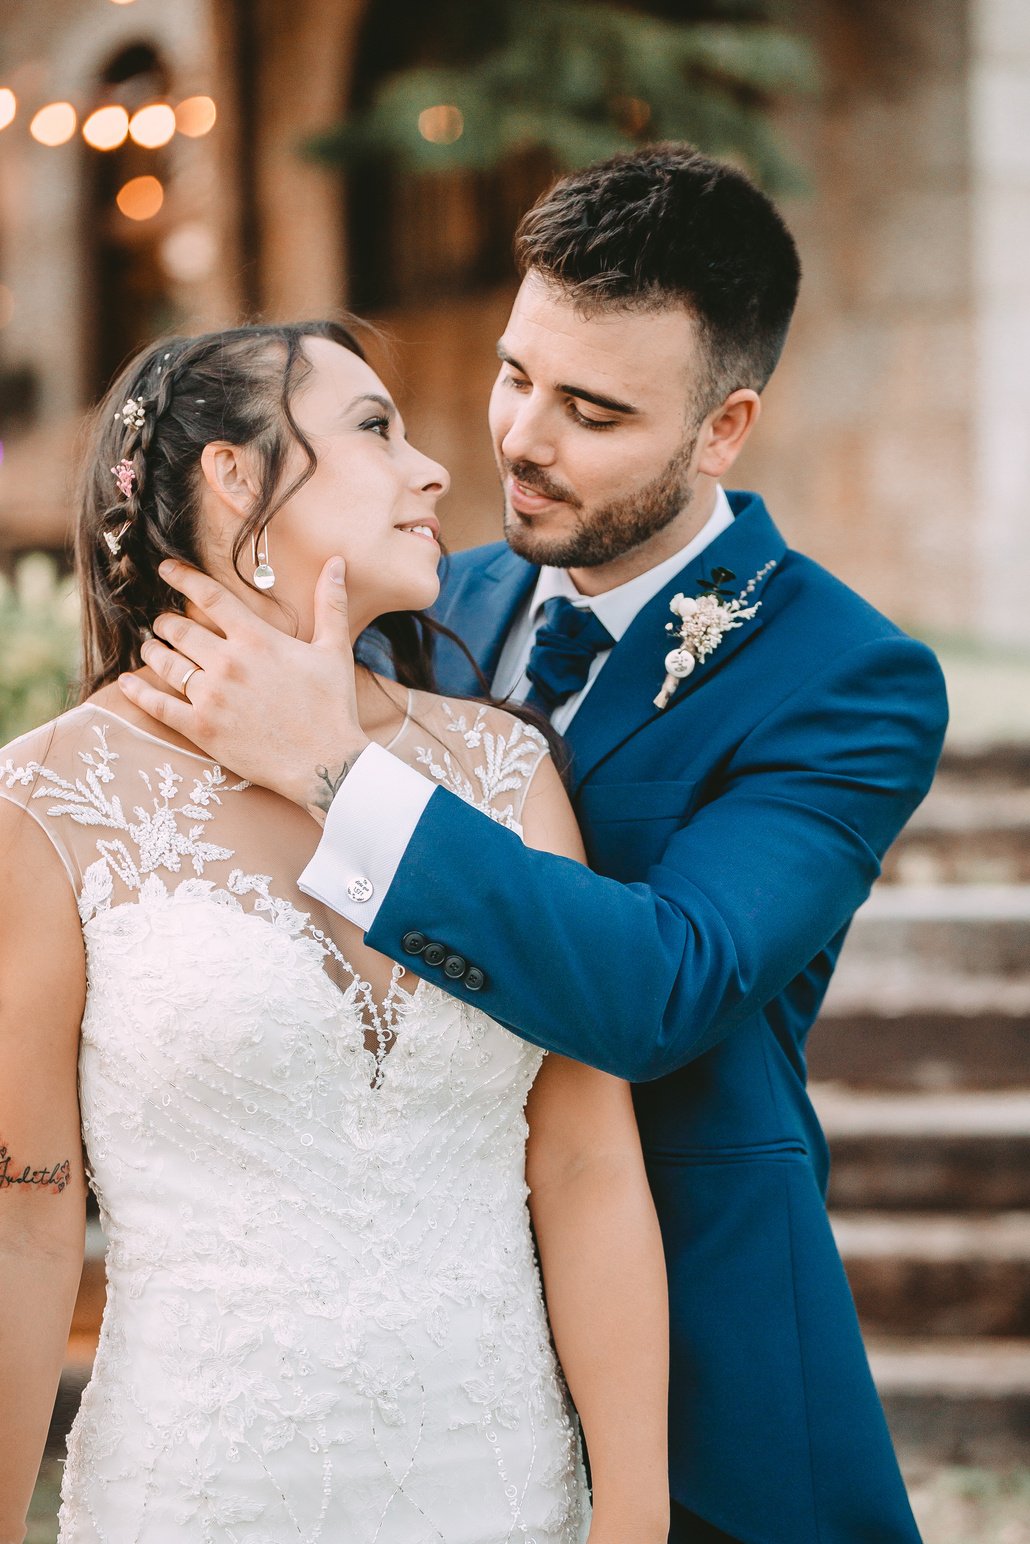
top-left (495, 344), bottom-right (639, 417)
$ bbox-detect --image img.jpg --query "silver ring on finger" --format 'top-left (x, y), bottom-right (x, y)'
top-left (180, 664), bottom-right (202, 700)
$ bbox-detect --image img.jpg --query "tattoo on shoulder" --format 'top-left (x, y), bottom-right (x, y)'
top-left (311, 759), bottom-right (360, 815)
top-left (0, 1137), bottom-right (71, 1195)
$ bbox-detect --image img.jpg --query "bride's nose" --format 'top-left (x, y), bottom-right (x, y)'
top-left (409, 446), bottom-right (450, 499)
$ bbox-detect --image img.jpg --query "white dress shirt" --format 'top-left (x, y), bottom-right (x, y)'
top-left (492, 485), bottom-right (734, 732)
top-left (299, 487), bottom-right (735, 928)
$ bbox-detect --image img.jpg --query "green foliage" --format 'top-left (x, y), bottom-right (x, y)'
top-left (0, 554), bottom-right (80, 745)
top-left (309, 0), bottom-right (816, 192)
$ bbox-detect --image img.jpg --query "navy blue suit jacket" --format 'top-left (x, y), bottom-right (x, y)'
top-left (362, 491), bottom-right (947, 1542)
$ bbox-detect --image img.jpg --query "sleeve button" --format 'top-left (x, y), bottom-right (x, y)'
top-left (402, 930), bottom-right (427, 955)
top-left (422, 941), bottom-right (447, 967)
top-left (443, 954), bottom-right (467, 980)
top-left (346, 876), bottom-right (374, 903)
top-left (464, 966), bottom-right (486, 992)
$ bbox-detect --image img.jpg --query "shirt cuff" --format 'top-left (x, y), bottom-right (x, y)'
top-left (297, 742), bottom-right (435, 929)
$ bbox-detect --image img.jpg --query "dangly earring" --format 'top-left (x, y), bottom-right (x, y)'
top-left (252, 527), bottom-right (275, 590)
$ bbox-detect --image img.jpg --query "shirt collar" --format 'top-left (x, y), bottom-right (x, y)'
top-left (527, 485), bottom-right (735, 643)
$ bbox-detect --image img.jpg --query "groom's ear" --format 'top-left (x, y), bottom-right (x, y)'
top-left (695, 389), bottom-right (761, 480)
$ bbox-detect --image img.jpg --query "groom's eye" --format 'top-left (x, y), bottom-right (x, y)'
top-left (568, 401), bottom-right (617, 431)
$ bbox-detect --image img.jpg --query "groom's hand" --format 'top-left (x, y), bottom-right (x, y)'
top-left (119, 556), bottom-right (370, 824)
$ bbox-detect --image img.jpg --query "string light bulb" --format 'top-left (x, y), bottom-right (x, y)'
top-left (83, 104), bottom-right (130, 150)
top-left (417, 105), bottom-right (464, 145)
top-left (30, 102), bottom-right (78, 147)
top-left (174, 96), bottom-right (216, 138)
top-left (116, 175), bottom-right (164, 221)
top-left (129, 103), bottom-right (176, 148)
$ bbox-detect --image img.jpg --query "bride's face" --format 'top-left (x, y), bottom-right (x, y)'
top-left (207, 338), bottom-right (450, 640)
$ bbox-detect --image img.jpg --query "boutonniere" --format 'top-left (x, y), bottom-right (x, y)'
top-left (654, 559), bottom-right (778, 710)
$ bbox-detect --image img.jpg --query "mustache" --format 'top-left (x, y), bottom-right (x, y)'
top-left (503, 460), bottom-right (581, 509)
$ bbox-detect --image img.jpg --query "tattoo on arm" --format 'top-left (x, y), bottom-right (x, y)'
top-left (0, 1137), bottom-right (71, 1195)
top-left (310, 758), bottom-right (361, 816)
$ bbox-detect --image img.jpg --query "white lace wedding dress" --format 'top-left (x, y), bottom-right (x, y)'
top-left (1, 692), bottom-right (589, 1543)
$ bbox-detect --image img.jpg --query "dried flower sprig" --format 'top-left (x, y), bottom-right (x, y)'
top-left (115, 398), bottom-right (146, 432)
top-left (111, 459), bottom-right (136, 499)
top-left (654, 559), bottom-right (778, 710)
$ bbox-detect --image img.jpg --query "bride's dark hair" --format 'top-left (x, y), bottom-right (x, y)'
top-left (75, 318), bottom-right (474, 702)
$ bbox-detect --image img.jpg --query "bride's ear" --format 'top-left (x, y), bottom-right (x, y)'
top-left (200, 442), bottom-right (261, 519)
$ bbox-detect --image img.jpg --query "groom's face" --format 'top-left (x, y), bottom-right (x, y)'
top-left (489, 271), bottom-right (707, 569)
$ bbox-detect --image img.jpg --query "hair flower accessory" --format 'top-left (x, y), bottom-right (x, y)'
top-left (111, 459), bottom-right (136, 499)
top-left (115, 398), bottom-right (147, 431)
top-left (103, 521), bottom-right (131, 557)
top-left (654, 559), bottom-right (778, 710)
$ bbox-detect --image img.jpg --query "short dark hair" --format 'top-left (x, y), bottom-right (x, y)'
top-left (514, 143), bottom-right (801, 409)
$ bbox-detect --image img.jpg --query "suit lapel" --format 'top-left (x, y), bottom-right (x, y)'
top-left (565, 494), bottom-right (787, 790)
top-left (435, 547), bottom-right (538, 696)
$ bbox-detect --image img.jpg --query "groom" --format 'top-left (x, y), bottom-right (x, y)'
top-left (143, 146), bottom-right (946, 1541)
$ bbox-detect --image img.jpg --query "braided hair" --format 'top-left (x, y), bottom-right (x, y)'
top-left (77, 319), bottom-right (379, 695)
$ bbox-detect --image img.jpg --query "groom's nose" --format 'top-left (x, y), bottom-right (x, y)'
top-left (498, 397), bottom-right (558, 469)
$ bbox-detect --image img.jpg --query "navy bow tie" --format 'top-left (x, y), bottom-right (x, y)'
top-left (524, 596), bottom-right (615, 714)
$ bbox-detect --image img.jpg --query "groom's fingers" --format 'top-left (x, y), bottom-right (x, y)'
top-left (138, 634), bottom-right (205, 696)
top-left (184, 598), bottom-right (227, 639)
top-left (158, 560), bottom-right (256, 636)
top-left (151, 609), bottom-right (223, 669)
top-left (118, 671), bottom-right (194, 736)
top-left (311, 556), bottom-right (353, 656)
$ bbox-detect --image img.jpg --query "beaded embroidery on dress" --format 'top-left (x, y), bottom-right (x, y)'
top-left (0, 691), bottom-right (588, 1543)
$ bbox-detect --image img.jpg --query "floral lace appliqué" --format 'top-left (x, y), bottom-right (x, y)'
top-left (414, 705), bottom-right (547, 830)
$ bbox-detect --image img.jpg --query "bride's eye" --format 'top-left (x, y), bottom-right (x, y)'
top-left (360, 415), bottom-right (391, 438)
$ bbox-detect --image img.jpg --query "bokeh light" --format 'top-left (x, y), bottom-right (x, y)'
top-left (0, 90), bottom-right (16, 133)
top-left (174, 96), bottom-right (217, 138)
top-left (107, 1), bottom-right (139, 6)
top-left (116, 175), bottom-right (164, 221)
top-left (612, 96), bottom-right (652, 135)
top-left (83, 105), bottom-right (130, 151)
top-left (417, 105), bottom-right (464, 145)
top-left (30, 102), bottom-right (78, 147)
top-left (160, 223), bottom-right (216, 282)
top-left (129, 104), bottom-right (176, 149)
top-left (0, 285), bottom-right (14, 327)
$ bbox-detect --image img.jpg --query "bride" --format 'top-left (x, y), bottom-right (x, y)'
top-left (0, 320), bottom-right (668, 1543)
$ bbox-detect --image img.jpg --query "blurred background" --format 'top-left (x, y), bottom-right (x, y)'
top-left (1, 1), bottom-right (1028, 1540)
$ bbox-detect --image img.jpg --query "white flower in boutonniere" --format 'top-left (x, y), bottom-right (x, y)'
top-left (654, 559), bottom-right (779, 710)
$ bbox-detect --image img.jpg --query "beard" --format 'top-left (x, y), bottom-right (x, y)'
top-left (500, 434), bottom-right (697, 569)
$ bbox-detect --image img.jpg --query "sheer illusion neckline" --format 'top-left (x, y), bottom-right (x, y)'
top-left (77, 688), bottom-right (416, 766)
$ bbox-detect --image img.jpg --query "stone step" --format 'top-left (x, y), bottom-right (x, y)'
top-left (871, 1337), bottom-right (1030, 1465)
top-left (833, 1212), bottom-right (1030, 1336)
top-left (883, 828), bottom-right (1030, 886)
top-left (841, 885), bottom-right (1030, 977)
top-left (814, 1086), bottom-right (1030, 1211)
top-left (937, 742), bottom-right (1030, 785)
top-left (883, 780), bottom-right (1030, 884)
top-left (810, 1001), bottom-right (1030, 1092)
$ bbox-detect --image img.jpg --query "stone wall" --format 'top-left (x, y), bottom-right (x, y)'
top-left (970, 0), bottom-right (1030, 645)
